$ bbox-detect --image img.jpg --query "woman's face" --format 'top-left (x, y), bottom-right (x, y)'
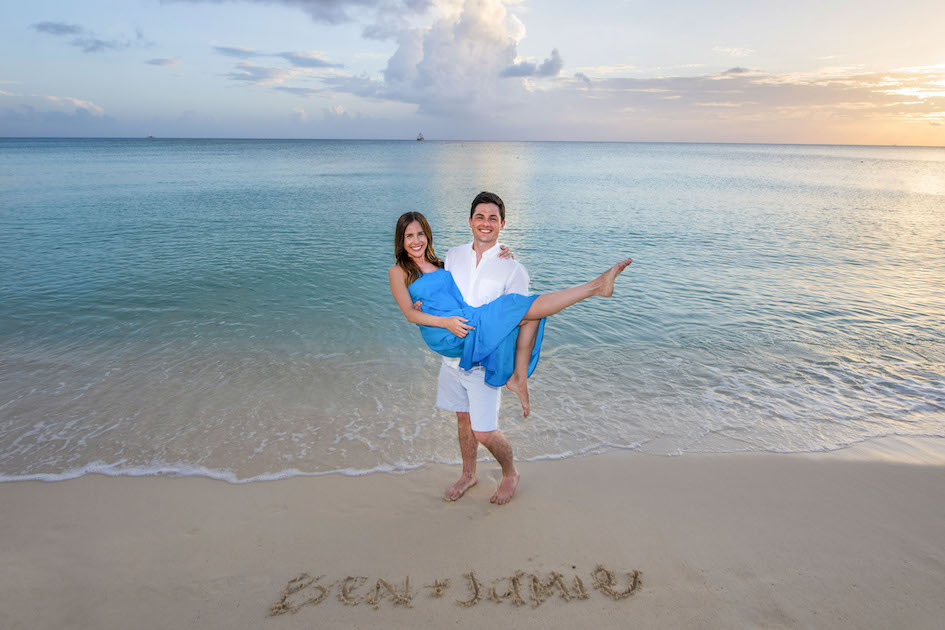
top-left (403, 220), bottom-right (428, 261)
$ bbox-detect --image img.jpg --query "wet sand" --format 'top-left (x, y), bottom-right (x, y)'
top-left (2, 439), bottom-right (944, 629)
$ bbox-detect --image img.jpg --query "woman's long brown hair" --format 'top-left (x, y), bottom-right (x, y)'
top-left (394, 211), bottom-right (444, 286)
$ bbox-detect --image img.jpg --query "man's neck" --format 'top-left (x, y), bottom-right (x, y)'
top-left (471, 240), bottom-right (497, 266)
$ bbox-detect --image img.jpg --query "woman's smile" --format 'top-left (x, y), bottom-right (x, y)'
top-left (404, 220), bottom-right (428, 260)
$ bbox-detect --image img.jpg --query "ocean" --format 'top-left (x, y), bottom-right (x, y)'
top-left (1, 138), bottom-right (943, 482)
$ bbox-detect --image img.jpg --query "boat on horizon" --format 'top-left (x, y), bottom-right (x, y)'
top-left (417, 132), bottom-right (424, 141)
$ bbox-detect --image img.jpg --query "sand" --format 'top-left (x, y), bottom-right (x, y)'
top-left (2, 438), bottom-right (944, 629)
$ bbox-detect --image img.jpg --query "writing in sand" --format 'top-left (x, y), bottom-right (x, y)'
top-left (270, 564), bottom-right (642, 615)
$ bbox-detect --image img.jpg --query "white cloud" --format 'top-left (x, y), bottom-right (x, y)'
top-left (323, 0), bottom-right (554, 116)
top-left (713, 46), bottom-right (754, 57)
top-left (31, 20), bottom-right (148, 53)
top-left (500, 48), bottom-right (562, 78)
top-left (214, 46), bottom-right (262, 58)
top-left (44, 95), bottom-right (105, 115)
top-left (225, 62), bottom-right (306, 85)
top-left (279, 50), bottom-right (342, 68)
top-left (173, 0), bottom-right (433, 26)
top-left (575, 63), bottom-right (639, 77)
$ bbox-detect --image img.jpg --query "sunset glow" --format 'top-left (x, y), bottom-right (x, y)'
top-left (1, 0), bottom-right (943, 145)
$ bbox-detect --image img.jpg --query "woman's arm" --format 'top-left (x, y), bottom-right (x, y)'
top-left (388, 266), bottom-right (474, 337)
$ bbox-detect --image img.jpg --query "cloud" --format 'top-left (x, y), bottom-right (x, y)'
top-left (224, 62), bottom-right (304, 85)
top-left (0, 90), bottom-right (105, 117)
top-left (217, 47), bottom-right (342, 90)
top-left (511, 64), bottom-right (945, 143)
top-left (146, 58), bottom-right (181, 66)
top-left (321, 74), bottom-right (382, 98)
top-left (170, 0), bottom-right (432, 26)
top-left (501, 49), bottom-right (562, 78)
top-left (31, 21), bottom-right (83, 36)
top-left (696, 101), bottom-right (749, 107)
top-left (214, 46), bottom-right (262, 58)
top-left (318, 0), bottom-right (561, 117)
top-left (713, 46), bottom-right (754, 57)
top-left (324, 104), bottom-right (362, 120)
top-left (159, 0), bottom-right (944, 145)
top-left (73, 37), bottom-right (128, 53)
top-left (291, 107), bottom-right (309, 121)
top-left (31, 21), bottom-right (147, 53)
top-left (0, 104), bottom-right (116, 136)
top-left (185, 1), bottom-right (564, 120)
top-left (275, 86), bottom-right (325, 97)
top-left (537, 49), bottom-right (563, 77)
top-left (43, 95), bottom-right (105, 116)
top-left (278, 51), bottom-right (342, 68)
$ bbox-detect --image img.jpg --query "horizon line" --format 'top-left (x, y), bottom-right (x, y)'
top-left (1, 136), bottom-right (943, 149)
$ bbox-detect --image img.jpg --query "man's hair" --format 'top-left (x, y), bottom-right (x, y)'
top-left (469, 191), bottom-right (505, 221)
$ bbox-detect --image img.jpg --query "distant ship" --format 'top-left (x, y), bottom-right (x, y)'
top-left (417, 132), bottom-right (424, 141)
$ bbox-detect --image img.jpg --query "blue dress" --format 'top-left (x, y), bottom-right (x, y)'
top-left (407, 268), bottom-right (546, 387)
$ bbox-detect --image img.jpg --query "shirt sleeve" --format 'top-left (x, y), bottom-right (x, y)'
top-left (505, 262), bottom-right (530, 296)
top-left (444, 247), bottom-right (455, 272)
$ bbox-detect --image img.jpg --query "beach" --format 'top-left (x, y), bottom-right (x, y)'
top-left (3, 438), bottom-right (944, 629)
top-left (2, 139), bottom-right (943, 628)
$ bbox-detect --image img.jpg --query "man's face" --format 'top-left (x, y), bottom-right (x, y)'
top-left (468, 202), bottom-right (505, 248)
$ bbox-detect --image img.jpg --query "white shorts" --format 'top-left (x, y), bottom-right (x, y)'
top-left (436, 361), bottom-right (501, 433)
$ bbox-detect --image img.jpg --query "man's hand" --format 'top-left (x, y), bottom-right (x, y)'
top-left (412, 301), bottom-right (423, 311)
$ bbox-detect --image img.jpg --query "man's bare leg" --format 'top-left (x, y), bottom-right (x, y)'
top-left (444, 412), bottom-right (478, 501)
top-left (505, 320), bottom-right (539, 418)
top-left (473, 429), bottom-right (520, 505)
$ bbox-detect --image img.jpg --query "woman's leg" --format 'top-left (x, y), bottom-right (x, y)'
top-left (523, 257), bottom-right (632, 321)
top-left (506, 257), bottom-right (632, 417)
top-left (506, 320), bottom-right (539, 418)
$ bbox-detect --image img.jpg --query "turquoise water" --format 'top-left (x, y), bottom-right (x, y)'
top-left (1, 138), bottom-right (944, 481)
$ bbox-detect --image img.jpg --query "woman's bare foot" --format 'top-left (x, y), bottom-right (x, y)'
top-left (444, 473), bottom-right (477, 501)
top-left (490, 470), bottom-right (520, 505)
top-left (505, 374), bottom-right (530, 418)
top-left (595, 257), bottom-right (633, 297)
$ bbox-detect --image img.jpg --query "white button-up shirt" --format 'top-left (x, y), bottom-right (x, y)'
top-left (442, 242), bottom-right (530, 369)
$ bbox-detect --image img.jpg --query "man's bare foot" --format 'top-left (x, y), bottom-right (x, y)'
top-left (505, 374), bottom-right (530, 418)
top-left (595, 257), bottom-right (633, 297)
top-left (490, 470), bottom-right (520, 505)
top-left (445, 473), bottom-right (477, 501)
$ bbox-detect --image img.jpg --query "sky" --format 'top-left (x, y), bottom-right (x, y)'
top-left (1, 0), bottom-right (944, 144)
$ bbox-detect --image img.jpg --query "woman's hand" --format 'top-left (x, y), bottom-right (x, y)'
top-left (445, 316), bottom-right (474, 338)
top-left (498, 244), bottom-right (514, 260)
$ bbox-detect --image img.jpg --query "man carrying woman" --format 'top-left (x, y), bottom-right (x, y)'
top-left (389, 191), bottom-right (631, 505)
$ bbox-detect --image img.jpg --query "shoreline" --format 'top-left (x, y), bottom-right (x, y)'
top-left (2, 439), bottom-right (944, 629)
top-left (3, 434), bottom-right (945, 485)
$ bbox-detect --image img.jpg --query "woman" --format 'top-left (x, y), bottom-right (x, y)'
top-left (388, 211), bottom-right (631, 417)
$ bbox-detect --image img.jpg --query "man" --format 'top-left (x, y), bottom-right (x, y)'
top-left (435, 191), bottom-right (537, 505)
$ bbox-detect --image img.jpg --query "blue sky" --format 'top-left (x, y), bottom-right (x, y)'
top-left (2, 0), bottom-right (943, 144)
